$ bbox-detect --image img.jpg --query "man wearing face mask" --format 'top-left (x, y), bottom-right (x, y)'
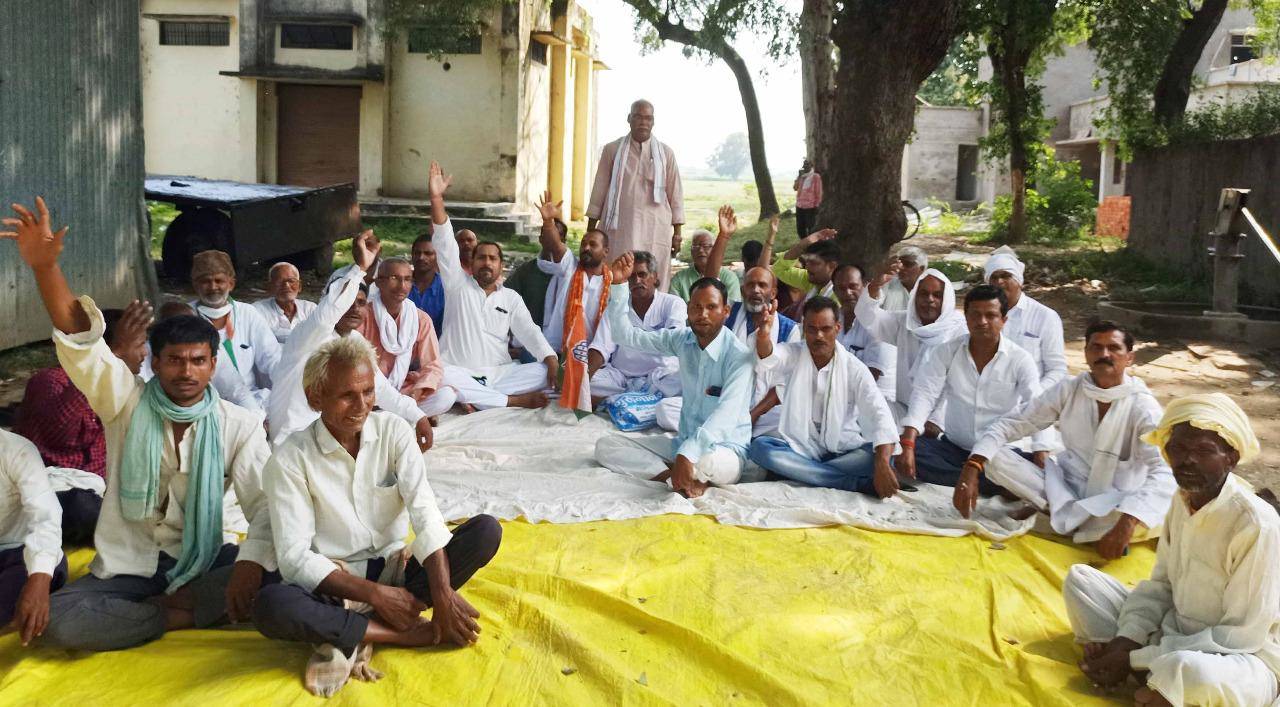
top-left (188, 250), bottom-right (281, 410)
top-left (965, 322), bottom-right (1174, 558)
top-left (1063, 393), bottom-right (1280, 707)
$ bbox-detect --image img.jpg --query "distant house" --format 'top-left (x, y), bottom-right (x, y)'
top-left (139, 0), bottom-right (605, 222)
top-left (905, 7), bottom-right (1279, 209)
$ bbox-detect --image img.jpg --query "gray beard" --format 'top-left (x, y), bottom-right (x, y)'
top-left (744, 301), bottom-right (766, 314)
top-left (200, 294), bottom-right (229, 308)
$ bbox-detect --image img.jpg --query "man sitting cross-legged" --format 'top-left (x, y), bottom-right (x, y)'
top-left (832, 263), bottom-right (896, 404)
top-left (748, 297), bottom-right (900, 498)
top-left (965, 321), bottom-right (1175, 558)
top-left (1063, 394), bottom-right (1280, 707)
top-left (656, 265), bottom-right (799, 437)
top-left (587, 250), bottom-right (686, 407)
top-left (189, 249), bottom-right (281, 412)
top-left (2, 198), bottom-right (275, 652)
top-left (895, 285), bottom-right (1049, 503)
top-left (253, 261), bottom-right (316, 344)
top-left (0, 429), bottom-right (66, 647)
top-left (535, 190), bottom-right (611, 355)
top-left (267, 230), bottom-right (439, 449)
top-left (358, 256), bottom-right (455, 418)
top-left (595, 252), bottom-right (753, 497)
top-left (856, 263), bottom-right (967, 423)
top-left (254, 336), bottom-right (501, 697)
top-left (426, 161), bottom-right (558, 409)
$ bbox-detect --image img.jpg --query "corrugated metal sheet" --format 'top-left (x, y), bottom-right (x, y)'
top-left (0, 0), bottom-right (154, 350)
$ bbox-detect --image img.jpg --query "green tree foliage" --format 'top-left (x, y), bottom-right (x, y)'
top-left (1168, 86), bottom-right (1280, 145)
top-left (918, 38), bottom-right (983, 107)
top-left (706, 132), bottom-right (751, 178)
top-left (989, 154), bottom-right (1097, 243)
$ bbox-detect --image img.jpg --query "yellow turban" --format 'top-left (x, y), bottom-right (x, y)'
top-left (1141, 393), bottom-right (1260, 465)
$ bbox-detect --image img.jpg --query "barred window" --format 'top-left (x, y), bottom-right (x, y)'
top-left (159, 21), bottom-right (230, 47)
top-left (280, 23), bottom-right (354, 50)
top-left (407, 26), bottom-right (482, 55)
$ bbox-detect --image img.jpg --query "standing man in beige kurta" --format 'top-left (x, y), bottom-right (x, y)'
top-left (587, 99), bottom-right (685, 288)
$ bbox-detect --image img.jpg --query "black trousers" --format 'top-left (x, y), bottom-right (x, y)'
top-left (252, 515), bottom-right (502, 655)
top-left (795, 207), bottom-right (818, 239)
top-left (57, 488), bottom-right (102, 547)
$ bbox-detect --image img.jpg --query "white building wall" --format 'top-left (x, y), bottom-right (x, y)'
top-left (905, 106), bottom-right (985, 204)
top-left (140, 0), bottom-right (251, 180)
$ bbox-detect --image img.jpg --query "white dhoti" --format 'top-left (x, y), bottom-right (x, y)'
top-left (589, 365), bottom-right (682, 401)
top-left (442, 363), bottom-right (548, 410)
top-left (655, 397), bottom-right (780, 438)
top-left (1062, 565), bottom-right (1280, 707)
top-left (415, 388), bottom-right (459, 417)
top-left (594, 433), bottom-right (743, 486)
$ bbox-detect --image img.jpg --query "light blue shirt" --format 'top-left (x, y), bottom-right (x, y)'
top-left (605, 283), bottom-right (753, 462)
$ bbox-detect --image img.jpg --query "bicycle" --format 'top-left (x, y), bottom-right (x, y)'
top-left (902, 200), bottom-right (922, 240)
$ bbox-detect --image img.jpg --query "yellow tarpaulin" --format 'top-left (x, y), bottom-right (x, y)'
top-left (0, 516), bottom-right (1154, 706)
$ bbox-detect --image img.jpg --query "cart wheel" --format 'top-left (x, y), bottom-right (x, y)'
top-left (161, 207), bottom-right (234, 281)
top-left (306, 241), bottom-right (335, 278)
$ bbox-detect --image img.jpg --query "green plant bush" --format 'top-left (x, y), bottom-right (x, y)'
top-left (988, 158), bottom-right (1096, 243)
top-left (920, 199), bottom-right (967, 235)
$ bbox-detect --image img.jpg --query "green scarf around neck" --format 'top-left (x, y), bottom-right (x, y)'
top-left (120, 378), bottom-right (225, 593)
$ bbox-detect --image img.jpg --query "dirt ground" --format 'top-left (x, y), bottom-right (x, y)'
top-left (2, 236), bottom-right (1277, 489)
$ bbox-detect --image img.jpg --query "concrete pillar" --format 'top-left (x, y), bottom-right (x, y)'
top-left (570, 50), bottom-right (593, 220)
top-left (358, 82), bottom-right (387, 198)
top-left (1097, 142), bottom-right (1111, 205)
top-left (237, 79), bottom-right (260, 183)
top-left (547, 19), bottom-right (572, 207)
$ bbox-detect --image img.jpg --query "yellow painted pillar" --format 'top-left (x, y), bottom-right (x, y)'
top-left (570, 50), bottom-right (593, 220)
top-left (547, 21), bottom-right (572, 206)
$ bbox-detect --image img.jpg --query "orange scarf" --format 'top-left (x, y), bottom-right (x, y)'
top-left (561, 267), bottom-right (611, 353)
top-left (559, 266), bottom-right (611, 415)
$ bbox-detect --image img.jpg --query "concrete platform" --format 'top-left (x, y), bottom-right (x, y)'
top-left (1099, 300), bottom-right (1280, 347)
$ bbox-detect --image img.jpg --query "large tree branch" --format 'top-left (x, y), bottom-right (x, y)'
top-left (1152, 0), bottom-right (1229, 128)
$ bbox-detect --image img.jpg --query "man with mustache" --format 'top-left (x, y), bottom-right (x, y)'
top-left (426, 161), bottom-right (558, 410)
top-left (595, 252), bottom-right (753, 498)
top-left (655, 265), bottom-right (799, 437)
top-left (832, 263), bottom-right (895, 404)
top-left (667, 206), bottom-right (741, 305)
top-left (894, 285), bottom-right (1049, 497)
top-left (3, 197), bottom-right (275, 651)
top-left (1063, 393), bottom-right (1280, 707)
top-left (983, 246), bottom-right (1067, 390)
top-left (254, 336), bottom-right (501, 697)
top-left (856, 262), bottom-right (967, 423)
top-left (748, 297), bottom-right (900, 498)
top-left (535, 191), bottom-right (610, 354)
top-left (587, 250), bottom-right (686, 409)
top-left (267, 231), bottom-right (440, 451)
top-left (188, 249), bottom-right (281, 411)
top-left (964, 322), bottom-right (1175, 559)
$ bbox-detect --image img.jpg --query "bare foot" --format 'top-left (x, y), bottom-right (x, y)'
top-left (1082, 642), bottom-right (1106, 659)
top-left (1135, 687), bottom-right (1172, 706)
top-left (679, 479), bottom-right (710, 498)
top-left (1009, 504), bottom-right (1038, 521)
top-left (395, 619), bottom-right (441, 648)
top-left (507, 392), bottom-right (549, 409)
top-left (428, 416), bottom-right (439, 426)
top-left (460, 403), bottom-right (477, 414)
top-left (650, 469), bottom-right (672, 483)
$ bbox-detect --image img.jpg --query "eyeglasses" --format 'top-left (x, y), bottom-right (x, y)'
top-left (690, 243), bottom-right (714, 253)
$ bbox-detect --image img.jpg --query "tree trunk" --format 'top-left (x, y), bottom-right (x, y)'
top-left (989, 8), bottom-right (1033, 245)
top-left (823, 1), bottom-right (964, 267)
top-left (799, 0), bottom-right (836, 175)
top-left (716, 44), bottom-right (780, 219)
top-left (1152, 0), bottom-right (1229, 128)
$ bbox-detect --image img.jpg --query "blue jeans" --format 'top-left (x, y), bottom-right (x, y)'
top-left (749, 436), bottom-right (878, 495)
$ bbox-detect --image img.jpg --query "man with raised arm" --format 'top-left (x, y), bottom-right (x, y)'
top-left (1063, 394), bottom-right (1280, 707)
top-left (749, 297), bottom-right (900, 498)
top-left (879, 246), bottom-right (928, 312)
top-left (668, 206), bottom-right (741, 304)
top-left (254, 336), bottom-right (501, 697)
top-left (426, 162), bottom-right (559, 409)
top-left (967, 321), bottom-right (1174, 559)
top-left (594, 252), bottom-right (753, 498)
top-left (2, 198), bottom-right (274, 651)
top-left (832, 263), bottom-right (896, 404)
top-left (267, 231), bottom-right (440, 448)
top-left (535, 190), bottom-right (611, 354)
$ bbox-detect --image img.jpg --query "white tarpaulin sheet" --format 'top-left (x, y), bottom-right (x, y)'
top-left (426, 407), bottom-right (1034, 541)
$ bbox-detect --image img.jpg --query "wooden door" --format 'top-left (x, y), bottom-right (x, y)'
top-left (277, 84), bottom-right (360, 187)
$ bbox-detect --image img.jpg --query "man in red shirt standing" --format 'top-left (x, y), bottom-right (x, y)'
top-left (793, 158), bottom-right (824, 239)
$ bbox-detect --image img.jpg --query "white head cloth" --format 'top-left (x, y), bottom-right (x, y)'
top-left (983, 245), bottom-right (1025, 285)
top-left (905, 268), bottom-right (962, 341)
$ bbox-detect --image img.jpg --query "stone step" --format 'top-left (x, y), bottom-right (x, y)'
top-left (360, 197), bottom-right (515, 220)
top-left (363, 211), bottom-right (539, 241)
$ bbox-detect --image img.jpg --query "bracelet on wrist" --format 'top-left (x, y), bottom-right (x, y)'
top-left (898, 437), bottom-right (915, 449)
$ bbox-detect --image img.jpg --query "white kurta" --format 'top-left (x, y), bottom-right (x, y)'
top-left (538, 249), bottom-right (607, 353)
top-left (838, 318), bottom-right (896, 404)
top-left (265, 266), bottom-right (426, 446)
top-left (973, 373), bottom-right (1175, 542)
top-left (252, 297), bottom-right (317, 344)
top-left (264, 411), bottom-right (453, 592)
top-left (585, 136), bottom-right (685, 286)
top-left (855, 289), bottom-right (966, 411)
top-left (903, 334), bottom-right (1050, 452)
top-left (53, 297), bottom-right (276, 579)
top-left (1063, 475), bottom-right (1280, 706)
top-left (880, 277), bottom-right (912, 312)
top-left (1002, 294), bottom-right (1068, 390)
top-left (190, 299), bottom-right (281, 409)
top-left (590, 290), bottom-right (686, 381)
top-left (0, 429), bottom-right (63, 576)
